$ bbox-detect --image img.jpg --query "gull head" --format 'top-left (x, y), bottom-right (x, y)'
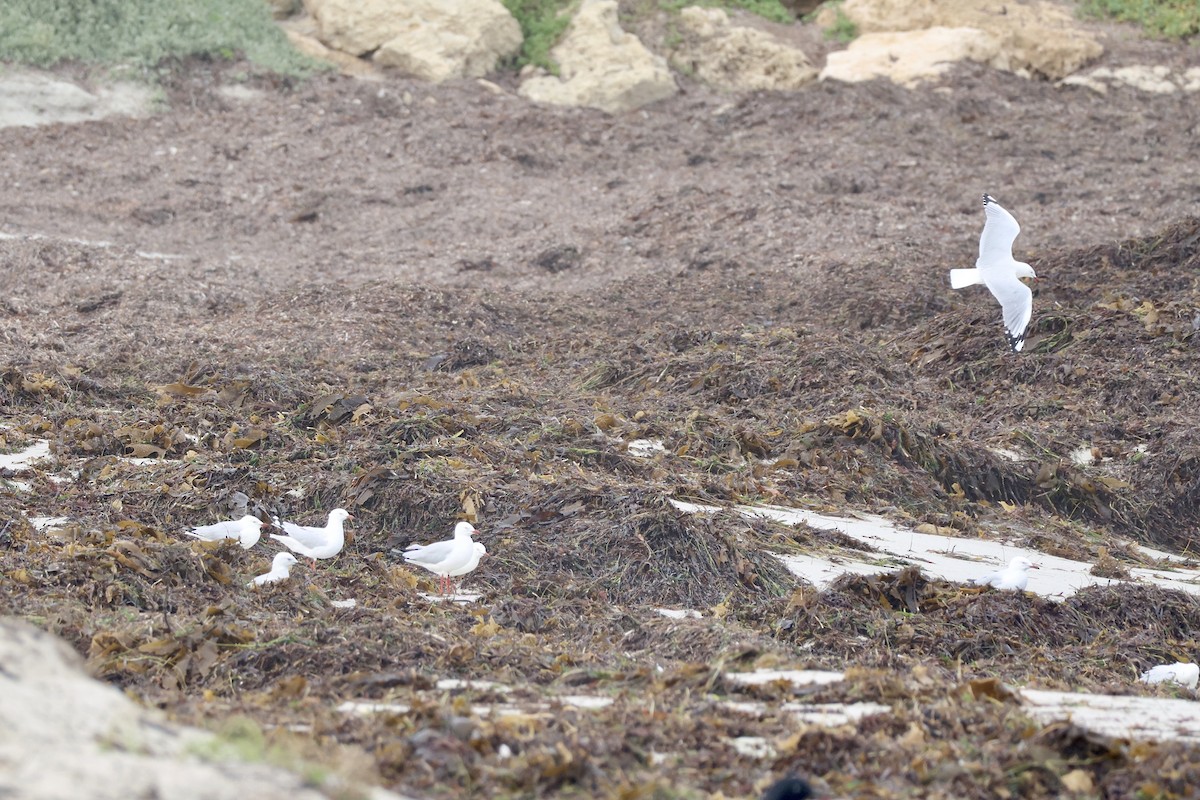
top-left (1016, 262), bottom-right (1038, 282)
top-left (238, 515), bottom-right (265, 548)
top-left (454, 521), bottom-right (478, 538)
top-left (329, 508), bottom-right (353, 525)
top-left (1011, 556), bottom-right (1039, 572)
top-left (273, 552), bottom-right (299, 570)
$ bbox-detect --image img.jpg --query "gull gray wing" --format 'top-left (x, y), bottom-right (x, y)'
top-left (188, 520), bottom-right (239, 539)
top-left (270, 533), bottom-right (317, 558)
top-left (977, 194), bottom-right (1021, 269)
top-left (986, 273), bottom-right (1034, 351)
top-left (404, 539), bottom-right (455, 565)
top-left (972, 570), bottom-right (1000, 587)
top-left (279, 521), bottom-right (327, 548)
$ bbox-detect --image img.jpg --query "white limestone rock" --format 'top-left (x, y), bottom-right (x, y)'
top-left (518, 0), bottom-right (678, 114)
top-left (0, 617), bottom-right (402, 800)
top-left (820, 27), bottom-right (998, 87)
top-left (671, 7), bottom-right (817, 91)
top-left (818, 0), bottom-right (1103, 82)
top-left (304, 0), bottom-right (522, 82)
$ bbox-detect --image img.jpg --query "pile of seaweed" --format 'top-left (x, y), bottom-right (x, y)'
top-left (3, 218), bottom-right (1200, 799)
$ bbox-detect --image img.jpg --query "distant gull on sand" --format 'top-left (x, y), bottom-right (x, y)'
top-left (972, 556), bottom-right (1039, 591)
top-left (185, 515), bottom-right (263, 549)
top-left (248, 552), bottom-right (298, 587)
top-left (950, 193), bottom-right (1038, 352)
top-left (404, 521), bottom-right (478, 595)
top-left (270, 508), bottom-right (351, 562)
top-left (1140, 662), bottom-right (1200, 689)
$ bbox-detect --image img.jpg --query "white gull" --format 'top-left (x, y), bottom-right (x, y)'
top-left (404, 521), bottom-right (478, 595)
top-left (248, 552), bottom-right (298, 587)
top-left (269, 508), bottom-right (351, 562)
top-left (1140, 662), bottom-right (1199, 689)
top-left (950, 193), bottom-right (1038, 352)
top-left (972, 556), bottom-right (1039, 591)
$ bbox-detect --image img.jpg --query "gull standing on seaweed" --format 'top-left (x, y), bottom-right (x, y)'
top-left (269, 508), bottom-right (352, 563)
top-left (1140, 661), bottom-right (1199, 689)
top-left (248, 552), bottom-right (299, 587)
top-left (949, 193), bottom-right (1038, 352)
top-left (971, 556), bottom-right (1039, 591)
top-left (403, 521), bottom-right (479, 596)
top-left (185, 514), bottom-right (264, 549)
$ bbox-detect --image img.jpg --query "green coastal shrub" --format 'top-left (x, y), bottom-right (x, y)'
top-left (0, 0), bottom-right (321, 77)
top-left (504, 0), bottom-right (796, 73)
top-left (1079, 0), bottom-right (1200, 39)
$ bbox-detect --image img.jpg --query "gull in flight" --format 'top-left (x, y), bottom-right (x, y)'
top-left (185, 515), bottom-right (263, 549)
top-left (971, 556), bottom-right (1039, 591)
top-left (269, 508), bottom-right (351, 563)
top-left (248, 552), bottom-right (299, 587)
top-left (950, 194), bottom-right (1038, 352)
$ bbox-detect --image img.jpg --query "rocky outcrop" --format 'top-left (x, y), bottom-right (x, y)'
top-left (0, 617), bottom-right (400, 800)
top-left (1062, 65), bottom-right (1200, 94)
top-left (0, 71), bottom-right (155, 129)
top-left (821, 27), bottom-right (997, 87)
top-left (819, 0), bottom-right (1102, 84)
top-left (670, 7), bottom-right (816, 91)
top-left (518, 0), bottom-right (677, 113)
top-left (281, 16), bottom-right (381, 77)
top-left (303, 0), bottom-right (522, 82)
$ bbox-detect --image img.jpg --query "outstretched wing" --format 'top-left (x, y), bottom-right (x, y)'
top-left (977, 194), bottom-right (1021, 268)
top-left (986, 274), bottom-right (1034, 352)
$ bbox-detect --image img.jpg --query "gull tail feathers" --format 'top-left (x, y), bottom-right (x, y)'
top-left (949, 268), bottom-right (983, 289)
top-left (269, 533), bottom-right (306, 554)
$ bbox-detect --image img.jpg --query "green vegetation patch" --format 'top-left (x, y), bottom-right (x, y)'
top-left (501, 0), bottom-right (576, 73)
top-left (0, 0), bottom-right (322, 77)
top-left (658, 0), bottom-right (793, 24)
top-left (804, 0), bottom-right (858, 43)
top-left (505, 0), bottom-right (796, 73)
top-left (1079, 0), bottom-right (1200, 39)
top-left (698, 0), bottom-right (793, 24)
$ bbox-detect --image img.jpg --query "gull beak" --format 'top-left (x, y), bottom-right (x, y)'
top-left (1030, 563), bottom-right (1041, 569)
